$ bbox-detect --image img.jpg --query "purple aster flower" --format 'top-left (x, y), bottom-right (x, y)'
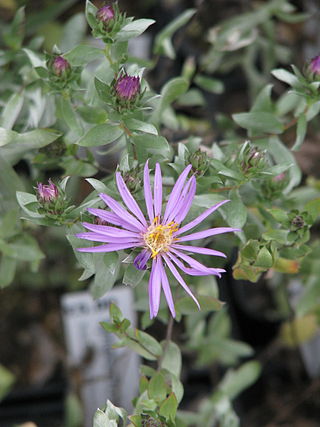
top-left (37, 179), bottom-right (58, 202)
top-left (76, 162), bottom-right (240, 318)
top-left (310, 55), bottom-right (320, 75)
top-left (96, 4), bottom-right (115, 24)
top-left (115, 74), bottom-right (140, 101)
top-left (52, 56), bottom-right (70, 76)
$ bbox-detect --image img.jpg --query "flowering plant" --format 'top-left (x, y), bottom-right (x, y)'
top-left (1, 0), bottom-right (320, 426)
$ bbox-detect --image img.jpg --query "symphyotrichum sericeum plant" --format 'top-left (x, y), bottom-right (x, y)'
top-left (76, 161), bottom-right (239, 318)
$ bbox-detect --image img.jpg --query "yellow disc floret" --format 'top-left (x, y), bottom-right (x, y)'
top-left (144, 217), bottom-right (179, 258)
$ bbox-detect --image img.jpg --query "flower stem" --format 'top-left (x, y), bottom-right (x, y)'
top-left (157, 316), bottom-right (174, 371)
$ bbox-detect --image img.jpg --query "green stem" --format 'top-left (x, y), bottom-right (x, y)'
top-left (157, 316), bottom-right (174, 371)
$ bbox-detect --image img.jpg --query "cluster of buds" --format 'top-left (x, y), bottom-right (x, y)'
top-left (90, 2), bottom-right (127, 43)
top-left (45, 53), bottom-right (80, 91)
top-left (260, 172), bottom-right (288, 200)
top-left (239, 142), bottom-right (266, 175)
top-left (36, 179), bottom-right (68, 218)
top-left (123, 166), bottom-right (141, 193)
top-left (188, 149), bottom-right (209, 176)
top-left (112, 72), bottom-right (141, 111)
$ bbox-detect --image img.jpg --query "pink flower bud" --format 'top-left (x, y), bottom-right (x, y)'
top-left (310, 55), bottom-right (320, 75)
top-left (272, 172), bottom-right (285, 182)
top-left (52, 56), bottom-right (70, 76)
top-left (37, 179), bottom-right (58, 202)
top-left (115, 75), bottom-right (140, 101)
top-left (96, 5), bottom-right (115, 24)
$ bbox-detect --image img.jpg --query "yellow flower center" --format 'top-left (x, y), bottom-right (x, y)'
top-left (144, 217), bottom-right (179, 258)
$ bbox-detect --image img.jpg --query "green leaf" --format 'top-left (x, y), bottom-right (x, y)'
top-left (60, 13), bottom-right (87, 52)
top-left (148, 373), bottom-right (167, 402)
top-left (0, 365), bottom-right (15, 400)
top-left (255, 247), bottom-right (273, 268)
top-left (85, 0), bottom-right (98, 30)
top-left (123, 263), bottom-right (146, 287)
top-left (194, 74), bottom-right (224, 94)
top-left (23, 48), bottom-right (46, 67)
top-left (78, 124), bottom-right (123, 147)
top-left (159, 393), bottom-right (178, 422)
top-left (262, 229), bottom-right (288, 244)
top-left (0, 128), bottom-right (61, 165)
top-left (116, 19), bottom-right (155, 42)
top-left (220, 190), bottom-right (247, 230)
top-left (93, 409), bottom-right (117, 427)
top-left (271, 68), bottom-right (299, 87)
top-left (176, 295), bottom-right (223, 315)
top-left (125, 118), bottom-right (158, 135)
top-left (292, 114), bottom-right (307, 151)
top-left (64, 44), bottom-right (104, 66)
top-left (251, 84), bottom-right (273, 113)
top-left (152, 77), bottom-right (189, 122)
top-left (296, 276), bottom-right (320, 317)
top-left (232, 112), bottom-right (284, 134)
top-left (154, 9), bottom-right (196, 59)
top-left (219, 361), bottom-right (261, 400)
top-left (160, 341), bottom-right (182, 377)
top-left (210, 159), bottom-right (243, 180)
top-left (0, 92), bottom-right (24, 130)
top-left (177, 89), bottom-right (206, 107)
top-left (90, 252), bottom-right (120, 299)
top-left (134, 330), bottom-right (163, 357)
top-left (9, 234), bottom-right (44, 262)
top-left (56, 97), bottom-right (83, 137)
top-left (0, 155), bottom-right (24, 215)
top-left (132, 134), bottom-right (172, 163)
top-left (77, 105), bottom-right (108, 124)
top-left (0, 256), bottom-right (17, 289)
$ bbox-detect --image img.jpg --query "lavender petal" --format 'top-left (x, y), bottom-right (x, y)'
top-left (163, 164), bottom-right (192, 223)
top-left (99, 193), bottom-right (145, 232)
top-left (116, 172), bottom-right (147, 227)
top-left (77, 242), bottom-right (141, 253)
top-left (153, 163), bottom-right (162, 219)
top-left (163, 254), bottom-right (200, 309)
top-left (177, 200), bottom-right (230, 235)
top-left (167, 251), bottom-right (225, 278)
top-left (144, 160), bottom-right (154, 223)
top-left (134, 249), bottom-right (151, 270)
top-left (173, 176), bottom-right (196, 224)
top-left (172, 244), bottom-right (226, 258)
top-left (177, 227), bottom-right (241, 242)
top-left (151, 257), bottom-right (162, 317)
top-left (87, 208), bottom-right (139, 232)
top-left (81, 222), bottom-right (140, 238)
top-left (159, 258), bottom-right (176, 317)
top-left (76, 232), bottom-right (142, 244)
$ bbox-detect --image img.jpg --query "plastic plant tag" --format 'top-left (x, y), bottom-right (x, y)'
top-left (61, 286), bottom-right (139, 426)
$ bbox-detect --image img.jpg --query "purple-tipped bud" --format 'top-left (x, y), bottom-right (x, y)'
top-left (96, 5), bottom-right (115, 24)
top-left (52, 56), bottom-right (70, 76)
top-left (272, 172), bottom-right (285, 182)
top-left (37, 179), bottom-right (58, 202)
top-left (310, 55), bottom-right (320, 75)
top-left (115, 75), bottom-right (140, 101)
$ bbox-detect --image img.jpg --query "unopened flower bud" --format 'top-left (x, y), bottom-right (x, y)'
top-left (37, 179), bottom-right (58, 203)
top-left (188, 149), bottom-right (209, 176)
top-left (272, 172), bottom-right (285, 182)
top-left (291, 215), bottom-right (304, 229)
top-left (96, 4), bottom-right (115, 24)
top-left (310, 55), bottom-right (320, 75)
top-left (52, 56), bottom-right (70, 76)
top-left (115, 74), bottom-right (140, 101)
top-left (123, 167), bottom-right (141, 193)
